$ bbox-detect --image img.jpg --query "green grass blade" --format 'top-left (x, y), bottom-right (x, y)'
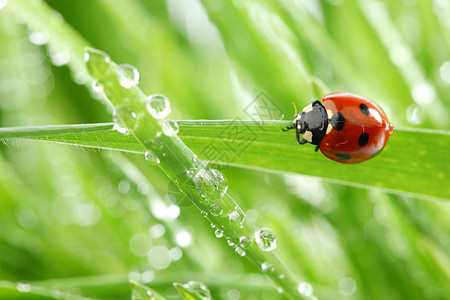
top-left (1, 121), bottom-right (449, 200)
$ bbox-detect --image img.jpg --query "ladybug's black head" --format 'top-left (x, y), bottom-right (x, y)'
top-left (293, 101), bottom-right (328, 150)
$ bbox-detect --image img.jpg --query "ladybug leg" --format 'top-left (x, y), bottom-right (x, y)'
top-left (282, 125), bottom-right (294, 131)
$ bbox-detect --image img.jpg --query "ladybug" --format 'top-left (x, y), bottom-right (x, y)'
top-left (284, 92), bottom-right (394, 164)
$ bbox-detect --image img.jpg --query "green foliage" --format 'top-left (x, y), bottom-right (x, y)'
top-left (1, 0), bottom-right (450, 300)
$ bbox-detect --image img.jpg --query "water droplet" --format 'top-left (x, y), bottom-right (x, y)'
top-left (215, 229), bottom-right (224, 238)
top-left (162, 120), bottom-right (179, 136)
top-left (113, 109), bottom-right (129, 135)
top-left (226, 237), bottom-right (235, 247)
top-left (298, 281), bottom-right (313, 297)
top-left (193, 169), bottom-right (228, 200)
top-left (277, 287), bottom-right (283, 294)
top-left (229, 210), bottom-right (244, 224)
top-left (261, 262), bottom-right (275, 273)
top-left (146, 94), bottom-right (171, 119)
top-left (0, 0), bottom-right (7, 10)
top-left (235, 246), bottom-right (246, 256)
top-left (201, 210), bottom-right (208, 217)
top-left (440, 61), bottom-right (450, 84)
top-left (91, 80), bottom-right (104, 93)
top-left (279, 274), bottom-right (285, 279)
top-left (119, 64), bottom-right (140, 88)
top-left (406, 104), bottom-right (424, 125)
top-left (29, 31), bottom-right (50, 45)
top-left (338, 277), bottom-right (357, 296)
top-left (145, 150), bottom-right (160, 165)
top-left (182, 281), bottom-right (211, 300)
top-left (210, 204), bottom-right (223, 216)
top-left (16, 283), bottom-right (31, 293)
top-left (239, 236), bottom-right (253, 248)
top-left (255, 229), bottom-right (277, 251)
top-left (50, 50), bottom-right (71, 66)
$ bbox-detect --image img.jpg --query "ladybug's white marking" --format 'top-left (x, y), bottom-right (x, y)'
top-left (326, 109), bottom-right (333, 119)
top-left (326, 123), bottom-right (332, 134)
top-left (302, 103), bottom-right (313, 113)
top-left (303, 130), bottom-right (313, 142)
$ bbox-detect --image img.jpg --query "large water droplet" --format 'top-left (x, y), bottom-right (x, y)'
top-left (298, 282), bottom-right (313, 297)
top-left (119, 64), bottom-right (140, 89)
top-left (235, 246), bottom-right (246, 257)
top-left (229, 210), bottom-right (244, 224)
top-left (255, 229), bottom-right (277, 251)
top-left (146, 94), bottom-right (171, 119)
top-left (261, 262), bottom-right (275, 273)
top-left (193, 169), bottom-right (229, 200)
top-left (162, 120), bottom-right (179, 136)
top-left (210, 204), bottom-right (223, 216)
top-left (179, 281), bottom-right (211, 300)
top-left (214, 229), bottom-right (224, 238)
top-left (239, 236), bottom-right (253, 248)
top-left (113, 106), bottom-right (138, 135)
top-left (145, 150), bottom-right (160, 165)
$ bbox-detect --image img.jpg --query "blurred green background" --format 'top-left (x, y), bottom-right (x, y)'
top-left (1, 0), bottom-right (450, 299)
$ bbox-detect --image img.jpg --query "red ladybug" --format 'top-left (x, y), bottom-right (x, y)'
top-left (284, 92), bottom-right (394, 164)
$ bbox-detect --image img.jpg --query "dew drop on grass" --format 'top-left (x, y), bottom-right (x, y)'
top-left (113, 107), bottom-right (130, 135)
top-left (118, 63), bottom-right (140, 88)
top-left (255, 229), bottom-right (277, 251)
top-left (226, 237), bottom-right (235, 247)
top-left (162, 120), bottom-right (179, 136)
top-left (201, 210), bottom-right (208, 217)
top-left (16, 283), bottom-right (31, 293)
top-left (193, 169), bottom-right (228, 200)
top-left (239, 236), bottom-right (253, 248)
top-left (91, 79), bottom-right (104, 93)
top-left (261, 262), bottom-right (275, 273)
top-left (145, 150), bottom-right (160, 165)
top-left (214, 229), bottom-right (224, 238)
top-left (298, 281), bottom-right (313, 297)
top-left (229, 210), bottom-right (244, 224)
top-left (146, 94), bottom-right (171, 119)
top-left (182, 281), bottom-right (211, 300)
top-left (235, 246), bottom-right (246, 257)
top-left (29, 31), bottom-right (50, 45)
top-left (210, 204), bottom-right (223, 216)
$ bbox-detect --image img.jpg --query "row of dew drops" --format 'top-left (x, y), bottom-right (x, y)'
top-left (87, 55), bottom-right (314, 299)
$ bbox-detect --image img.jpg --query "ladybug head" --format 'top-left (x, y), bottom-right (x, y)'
top-left (290, 101), bottom-right (328, 150)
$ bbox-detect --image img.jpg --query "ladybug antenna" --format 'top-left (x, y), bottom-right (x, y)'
top-left (291, 102), bottom-right (298, 117)
top-left (282, 125), bottom-right (294, 132)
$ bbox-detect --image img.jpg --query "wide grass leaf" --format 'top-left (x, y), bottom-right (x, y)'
top-left (1, 121), bottom-right (448, 201)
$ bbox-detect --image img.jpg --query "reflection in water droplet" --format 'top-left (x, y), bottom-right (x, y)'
top-left (146, 94), bottom-right (171, 119)
top-left (182, 281), bottom-right (211, 300)
top-left (298, 281), bottom-right (313, 297)
top-left (261, 262), bottom-right (275, 273)
top-left (214, 229), bottom-right (224, 238)
top-left (255, 229), bottom-right (277, 251)
top-left (162, 120), bottom-right (179, 136)
top-left (119, 64), bottom-right (140, 89)
top-left (239, 236), bottom-right (253, 248)
top-left (235, 246), bottom-right (246, 256)
top-left (210, 204), bottom-right (223, 216)
top-left (145, 150), bottom-right (160, 165)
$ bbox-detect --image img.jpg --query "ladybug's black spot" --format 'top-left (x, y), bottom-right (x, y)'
top-left (358, 133), bottom-right (369, 147)
top-left (335, 153), bottom-right (352, 160)
top-left (330, 112), bottom-right (345, 131)
top-left (372, 148), bottom-right (383, 158)
top-left (359, 103), bottom-right (370, 115)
